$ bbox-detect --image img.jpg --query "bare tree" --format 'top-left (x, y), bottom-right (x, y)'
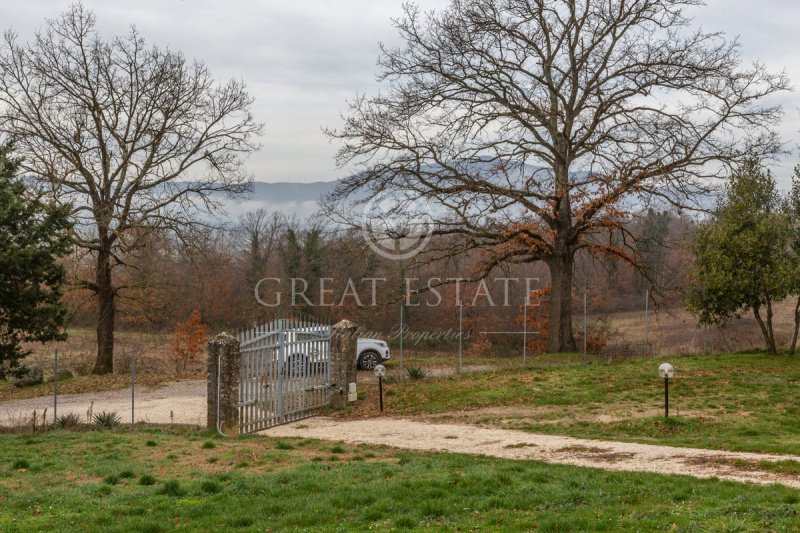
top-left (236, 209), bottom-right (288, 322)
top-left (237, 208), bottom-right (287, 287)
top-left (0, 5), bottom-right (262, 373)
top-left (325, 0), bottom-right (789, 352)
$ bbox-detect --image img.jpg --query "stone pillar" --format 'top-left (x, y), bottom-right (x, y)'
top-left (207, 332), bottom-right (240, 435)
top-left (330, 319), bottom-right (358, 410)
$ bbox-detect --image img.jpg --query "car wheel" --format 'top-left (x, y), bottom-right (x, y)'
top-left (358, 350), bottom-right (381, 370)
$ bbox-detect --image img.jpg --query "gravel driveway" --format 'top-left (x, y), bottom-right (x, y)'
top-left (265, 416), bottom-right (800, 488)
top-left (8, 379), bottom-right (800, 489)
top-left (0, 380), bottom-right (206, 426)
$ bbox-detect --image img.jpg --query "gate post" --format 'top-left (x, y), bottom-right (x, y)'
top-left (330, 319), bottom-right (358, 410)
top-left (207, 332), bottom-right (240, 435)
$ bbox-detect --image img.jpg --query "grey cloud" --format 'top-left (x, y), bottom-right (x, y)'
top-left (1, 0), bottom-right (798, 185)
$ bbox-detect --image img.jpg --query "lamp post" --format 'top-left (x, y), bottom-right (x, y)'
top-left (374, 364), bottom-right (386, 412)
top-left (658, 363), bottom-right (674, 418)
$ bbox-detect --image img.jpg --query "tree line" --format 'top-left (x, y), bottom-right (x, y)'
top-left (689, 161), bottom-right (800, 355)
top-left (0, 1), bottom-right (795, 373)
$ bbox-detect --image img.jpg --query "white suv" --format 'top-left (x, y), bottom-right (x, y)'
top-left (357, 338), bottom-right (390, 370)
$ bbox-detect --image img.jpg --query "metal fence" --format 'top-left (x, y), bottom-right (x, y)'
top-left (391, 288), bottom-right (788, 370)
top-left (0, 347), bottom-right (207, 432)
top-left (1, 288), bottom-right (786, 433)
top-left (238, 317), bottom-right (332, 434)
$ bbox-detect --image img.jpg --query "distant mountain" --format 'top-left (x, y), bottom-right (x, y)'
top-left (220, 172), bottom-right (718, 222)
top-left (220, 180), bottom-right (339, 220)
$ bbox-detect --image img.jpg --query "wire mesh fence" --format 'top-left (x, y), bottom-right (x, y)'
top-left (390, 289), bottom-right (790, 370)
top-left (1, 288), bottom-right (789, 432)
top-left (0, 346), bottom-right (207, 433)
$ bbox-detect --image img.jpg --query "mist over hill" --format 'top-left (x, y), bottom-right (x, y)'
top-left (220, 180), bottom-right (339, 220)
top-left (220, 171), bottom-right (719, 223)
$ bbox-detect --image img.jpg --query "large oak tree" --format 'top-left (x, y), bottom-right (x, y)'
top-left (0, 5), bottom-right (262, 373)
top-left (326, 0), bottom-right (788, 352)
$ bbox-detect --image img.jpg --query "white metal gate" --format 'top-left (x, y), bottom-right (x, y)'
top-left (238, 317), bottom-right (331, 434)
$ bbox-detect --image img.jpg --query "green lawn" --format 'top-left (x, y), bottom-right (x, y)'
top-left (360, 352), bottom-right (800, 455)
top-left (2, 429), bottom-right (800, 532)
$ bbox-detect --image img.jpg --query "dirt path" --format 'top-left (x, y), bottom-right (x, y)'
top-left (265, 417), bottom-right (800, 488)
top-left (0, 380), bottom-right (206, 426)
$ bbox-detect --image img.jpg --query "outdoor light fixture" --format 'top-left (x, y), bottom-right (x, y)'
top-left (658, 363), bottom-right (674, 418)
top-left (374, 364), bottom-right (386, 412)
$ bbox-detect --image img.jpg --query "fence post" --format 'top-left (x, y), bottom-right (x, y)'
top-left (522, 293), bottom-right (527, 366)
top-left (207, 332), bottom-right (240, 435)
top-left (130, 348), bottom-right (136, 430)
top-left (53, 349), bottom-right (58, 425)
top-left (399, 305), bottom-right (405, 384)
top-left (644, 288), bottom-right (650, 358)
top-left (330, 319), bottom-right (358, 410)
top-left (458, 303), bottom-right (463, 375)
top-left (583, 293), bottom-right (588, 363)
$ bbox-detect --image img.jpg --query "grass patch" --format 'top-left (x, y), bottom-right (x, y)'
top-left (757, 460), bottom-right (800, 476)
top-left (347, 352), bottom-right (800, 455)
top-left (0, 429), bottom-right (798, 531)
top-left (200, 480), bottom-right (221, 494)
top-left (155, 479), bottom-right (185, 497)
top-left (11, 458), bottom-right (29, 469)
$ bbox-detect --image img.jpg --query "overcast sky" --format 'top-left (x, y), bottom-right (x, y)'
top-left (2, 0), bottom-right (799, 185)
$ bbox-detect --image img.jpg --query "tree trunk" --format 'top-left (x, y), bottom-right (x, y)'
top-left (790, 296), bottom-right (800, 356)
top-left (546, 255), bottom-right (577, 353)
top-left (93, 248), bottom-right (115, 374)
top-left (545, 157), bottom-right (578, 354)
top-left (752, 304), bottom-right (777, 355)
top-left (766, 296), bottom-right (777, 353)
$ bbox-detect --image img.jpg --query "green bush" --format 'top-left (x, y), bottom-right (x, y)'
top-left (406, 366), bottom-right (428, 381)
top-left (138, 474), bottom-right (156, 486)
top-left (12, 459), bottom-right (29, 469)
top-left (54, 413), bottom-right (82, 429)
top-left (93, 411), bottom-right (121, 429)
top-left (201, 440), bottom-right (216, 449)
